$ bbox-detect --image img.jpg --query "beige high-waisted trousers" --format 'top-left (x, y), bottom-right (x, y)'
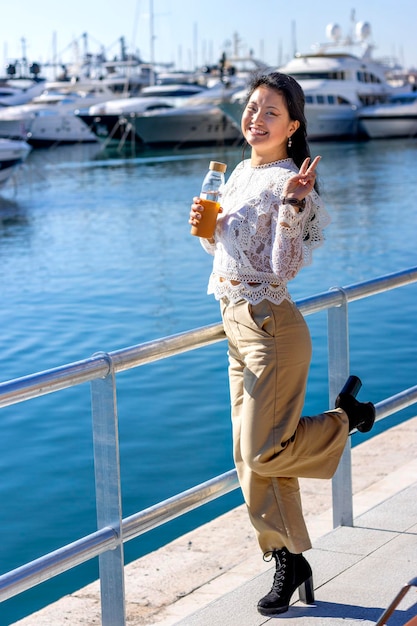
top-left (220, 297), bottom-right (349, 555)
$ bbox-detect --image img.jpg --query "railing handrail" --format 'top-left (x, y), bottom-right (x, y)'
top-left (3, 379), bottom-right (417, 602)
top-left (1, 266), bottom-right (416, 408)
top-left (1, 266), bottom-right (416, 624)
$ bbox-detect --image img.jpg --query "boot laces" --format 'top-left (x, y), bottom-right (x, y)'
top-left (264, 550), bottom-right (287, 593)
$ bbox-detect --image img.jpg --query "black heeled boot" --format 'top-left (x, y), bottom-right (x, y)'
top-left (335, 375), bottom-right (376, 433)
top-left (257, 548), bottom-right (315, 616)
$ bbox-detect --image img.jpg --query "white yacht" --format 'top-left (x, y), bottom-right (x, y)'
top-left (130, 82), bottom-right (244, 148)
top-left (0, 80), bottom-right (129, 146)
top-left (77, 83), bottom-right (206, 145)
top-left (279, 21), bottom-right (402, 140)
top-left (0, 138), bottom-right (31, 187)
top-left (221, 21), bottom-right (403, 141)
top-left (358, 92), bottom-right (417, 138)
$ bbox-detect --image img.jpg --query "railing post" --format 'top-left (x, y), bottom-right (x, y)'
top-left (90, 353), bottom-right (126, 626)
top-left (327, 288), bottom-right (354, 527)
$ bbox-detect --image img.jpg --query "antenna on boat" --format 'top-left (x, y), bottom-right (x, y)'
top-left (350, 8), bottom-right (356, 41)
top-left (149, 0), bottom-right (156, 86)
top-left (291, 20), bottom-right (297, 57)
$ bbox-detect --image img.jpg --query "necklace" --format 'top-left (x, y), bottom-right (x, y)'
top-left (252, 158), bottom-right (291, 169)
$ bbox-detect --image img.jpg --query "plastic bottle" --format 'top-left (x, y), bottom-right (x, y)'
top-left (190, 161), bottom-right (227, 238)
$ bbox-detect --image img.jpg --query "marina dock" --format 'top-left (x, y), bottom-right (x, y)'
top-left (11, 415), bottom-right (417, 625)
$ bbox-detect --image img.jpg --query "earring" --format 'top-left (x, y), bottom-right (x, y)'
top-left (288, 136), bottom-right (292, 148)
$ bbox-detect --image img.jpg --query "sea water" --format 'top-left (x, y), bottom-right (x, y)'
top-left (0, 139), bottom-right (416, 623)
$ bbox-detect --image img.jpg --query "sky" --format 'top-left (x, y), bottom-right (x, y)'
top-left (3, 0), bottom-right (417, 77)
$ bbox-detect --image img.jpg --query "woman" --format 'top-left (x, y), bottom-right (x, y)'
top-left (189, 72), bottom-right (375, 616)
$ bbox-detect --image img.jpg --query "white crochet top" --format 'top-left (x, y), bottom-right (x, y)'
top-left (200, 158), bottom-right (330, 305)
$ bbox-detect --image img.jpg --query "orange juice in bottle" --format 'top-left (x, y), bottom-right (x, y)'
top-left (191, 161), bottom-right (227, 238)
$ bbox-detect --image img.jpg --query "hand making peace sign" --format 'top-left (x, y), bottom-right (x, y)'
top-left (282, 156), bottom-right (321, 201)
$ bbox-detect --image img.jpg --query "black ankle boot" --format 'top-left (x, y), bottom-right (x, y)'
top-left (257, 548), bottom-right (314, 616)
top-left (335, 375), bottom-right (376, 433)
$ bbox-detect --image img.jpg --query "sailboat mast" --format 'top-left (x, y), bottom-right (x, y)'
top-left (149, 0), bottom-right (155, 85)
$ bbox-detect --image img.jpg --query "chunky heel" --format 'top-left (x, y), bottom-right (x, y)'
top-left (257, 548), bottom-right (313, 615)
top-left (339, 375), bottom-right (362, 398)
top-left (335, 375), bottom-right (375, 434)
top-left (299, 574), bottom-right (315, 604)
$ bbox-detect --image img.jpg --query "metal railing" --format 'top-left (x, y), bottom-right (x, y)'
top-left (1, 266), bottom-right (417, 625)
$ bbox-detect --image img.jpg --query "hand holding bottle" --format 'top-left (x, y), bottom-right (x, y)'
top-left (190, 161), bottom-right (227, 239)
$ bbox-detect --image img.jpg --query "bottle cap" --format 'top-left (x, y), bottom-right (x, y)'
top-left (209, 161), bottom-right (227, 173)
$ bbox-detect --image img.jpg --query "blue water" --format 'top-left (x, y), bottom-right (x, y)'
top-left (0, 138), bottom-right (416, 624)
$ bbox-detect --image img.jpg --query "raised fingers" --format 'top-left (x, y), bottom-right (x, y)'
top-left (298, 157), bottom-right (311, 175)
top-left (306, 155), bottom-right (321, 174)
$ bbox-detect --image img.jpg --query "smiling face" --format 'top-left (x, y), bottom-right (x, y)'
top-left (241, 85), bottom-right (300, 164)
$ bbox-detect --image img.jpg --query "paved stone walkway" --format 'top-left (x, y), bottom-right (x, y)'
top-left (11, 416), bottom-right (417, 625)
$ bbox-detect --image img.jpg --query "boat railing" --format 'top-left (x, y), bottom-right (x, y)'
top-left (0, 266), bottom-right (416, 625)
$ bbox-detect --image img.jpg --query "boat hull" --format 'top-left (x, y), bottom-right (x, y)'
top-left (132, 106), bottom-right (241, 147)
top-left (359, 104), bottom-right (417, 138)
top-left (77, 113), bottom-right (137, 143)
top-left (303, 105), bottom-right (359, 140)
top-left (0, 139), bottom-right (31, 186)
top-left (26, 113), bottom-right (98, 146)
top-left (0, 118), bottom-right (30, 141)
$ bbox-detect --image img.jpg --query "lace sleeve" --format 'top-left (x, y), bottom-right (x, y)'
top-left (199, 237), bottom-right (216, 255)
top-left (271, 192), bottom-right (330, 280)
top-left (271, 202), bottom-right (305, 280)
top-left (301, 191), bottom-right (331, 266)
